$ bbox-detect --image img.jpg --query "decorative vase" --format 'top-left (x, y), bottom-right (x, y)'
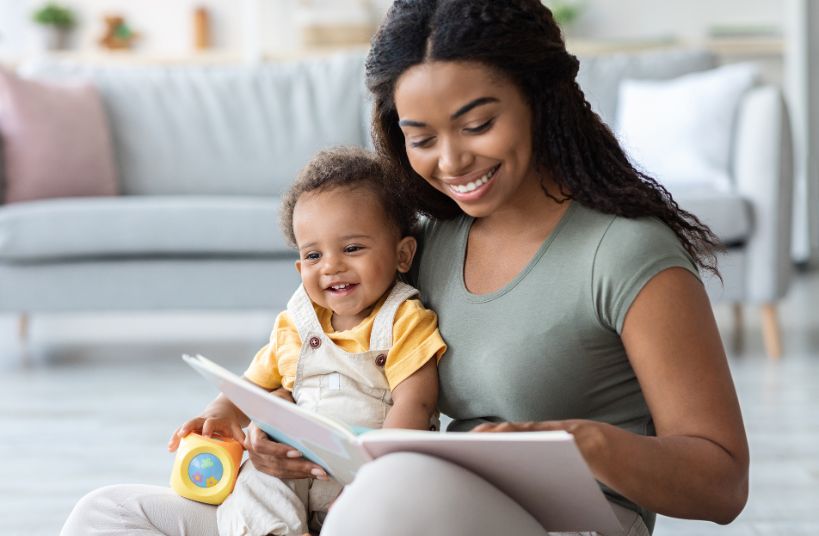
top-left (34, 25), bottom-right (70, 51)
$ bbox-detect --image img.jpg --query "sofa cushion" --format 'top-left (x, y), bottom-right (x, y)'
top-left (577, 48), bottom-right (716, 127)
top-left (0, 67), bottom-right (118, 203)
top-left (0, 196), bottom-right (293, 261)
top-left (672, 188), bottom-right (752, 246)
top-left (615, 63), bottom-right (759, 193)
top-left (17, 51), bottom-right (370, 197)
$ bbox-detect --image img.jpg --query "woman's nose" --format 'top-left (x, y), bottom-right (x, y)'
top-left (438, 137), bottom-right (473, 177)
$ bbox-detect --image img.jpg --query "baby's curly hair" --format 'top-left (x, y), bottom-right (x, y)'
top-left (280, 146), bottom-right (417, 248)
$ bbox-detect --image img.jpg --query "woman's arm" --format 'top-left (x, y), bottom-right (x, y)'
top-left (476, 268), bottom-right (749, 524)
top-left (383, 359), bottom-right (439, 429)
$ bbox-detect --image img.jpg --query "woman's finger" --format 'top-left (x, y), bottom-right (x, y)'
top-left (248, 453), bottom-right (324, 480)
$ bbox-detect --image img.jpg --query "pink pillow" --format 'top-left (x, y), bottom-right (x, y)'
top-left (0, 67), bottom-right (118, 203)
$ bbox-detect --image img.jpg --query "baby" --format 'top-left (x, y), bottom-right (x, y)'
top-left (168, 147), bottom-right (446, 536)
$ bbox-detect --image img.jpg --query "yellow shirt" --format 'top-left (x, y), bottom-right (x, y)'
top-left (244, 297), bottom-right (446, 392)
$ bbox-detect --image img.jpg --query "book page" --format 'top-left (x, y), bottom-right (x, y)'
top-left (360, 430), bottom-right (622, 534)
top-left (183, 354), bottom-right (371, 484)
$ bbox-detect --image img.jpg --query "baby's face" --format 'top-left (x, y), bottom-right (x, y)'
top-left (293, 186), bottom-right (415, 328)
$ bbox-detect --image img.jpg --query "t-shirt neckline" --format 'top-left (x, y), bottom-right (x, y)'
top-left (457, 201), bottom-right (577, 303)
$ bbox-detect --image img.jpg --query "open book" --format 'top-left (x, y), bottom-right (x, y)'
top-left (183, 354), bottom-right (622, 534)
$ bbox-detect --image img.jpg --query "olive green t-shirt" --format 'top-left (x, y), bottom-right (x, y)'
top-left (413, 202), bottom-right (699, 532)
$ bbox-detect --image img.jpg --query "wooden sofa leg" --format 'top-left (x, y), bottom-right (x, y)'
top-left (18, 313), bottom-right (31, 366)
top-left (19, 312), bottom-right (29, 344)
top-left (731, 303), bottom-right (744, 354)
top-left (760, 304), bottom-right (782, 360)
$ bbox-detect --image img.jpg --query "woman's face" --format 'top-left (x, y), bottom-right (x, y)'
top-left (394, 61), bottom-right (539, 218)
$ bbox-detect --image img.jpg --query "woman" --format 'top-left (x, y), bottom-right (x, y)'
top-left (61, 1), bottom-right (747, 535)
top-left (320, 1), bottom-right (748, 534)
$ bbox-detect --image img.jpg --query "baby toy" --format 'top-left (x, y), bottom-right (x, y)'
top-left (170, 433), bottom-right (244, 505)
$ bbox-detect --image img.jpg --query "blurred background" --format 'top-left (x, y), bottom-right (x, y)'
top-left (0, 1), bottom-right (817, 535)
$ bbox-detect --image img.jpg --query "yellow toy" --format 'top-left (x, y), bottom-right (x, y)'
top-left (170, 433), bottom-right (244, 505)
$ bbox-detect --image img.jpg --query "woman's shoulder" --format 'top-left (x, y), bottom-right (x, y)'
top-left (564, 203), bottom-right (687, 258)
top-left (573, 205), bottom-right (701, 332)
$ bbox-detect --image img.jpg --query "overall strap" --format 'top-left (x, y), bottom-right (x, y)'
top-left (285, 285), bottom-right (324, 344)
top-left (369, 281), bottom-right (419, 351)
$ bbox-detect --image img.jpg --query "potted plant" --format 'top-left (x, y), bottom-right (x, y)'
top-left (542, 1), bottom-right (584, 32)
top-left (32, 3), bottom-right (75, 50)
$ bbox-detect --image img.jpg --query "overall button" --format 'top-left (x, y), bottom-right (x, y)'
top-left (374, 353), bottom-right (387, 367)
top-left (309, 336), bottom-right (321, 349)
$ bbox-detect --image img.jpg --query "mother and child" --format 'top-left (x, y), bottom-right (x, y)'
top-left (61, 0), bottom-right (749, 535)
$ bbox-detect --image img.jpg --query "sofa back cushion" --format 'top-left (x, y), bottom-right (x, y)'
top-left (576, 48), bottom-right (716, 127)
top-left (18, 51), bottom-right (370, 196)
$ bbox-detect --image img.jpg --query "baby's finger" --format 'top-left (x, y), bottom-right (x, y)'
top-left (179, 418), bottom-right (205, 437)
top-left (230, 423), bottom-right (247, 444)
top-left (201, 418), bottom-right (222, 438)
top-left (168, 418), bottom-right (204, 451)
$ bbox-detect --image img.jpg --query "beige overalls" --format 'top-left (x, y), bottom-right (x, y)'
top-left (217, 281), bottom-right (421, 536)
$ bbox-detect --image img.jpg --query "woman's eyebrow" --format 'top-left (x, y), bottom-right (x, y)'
top-left (451, 97), bottom-right (499, 119)
top-left (398, 96), bottom-right (499, 127)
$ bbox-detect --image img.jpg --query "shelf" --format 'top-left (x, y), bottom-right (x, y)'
top-left (1, 45), bottom-right (370, 67)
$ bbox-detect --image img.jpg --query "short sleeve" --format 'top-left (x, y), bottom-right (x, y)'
top-left (384, 299), bottom-right (447, 390)
top-left (243, 311), bottom-right (302, 390)
top-left (592, 217), bottom-right (701, 334)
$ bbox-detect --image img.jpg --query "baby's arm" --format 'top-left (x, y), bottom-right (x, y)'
top-left (382, 359), bottom-right (438, 430)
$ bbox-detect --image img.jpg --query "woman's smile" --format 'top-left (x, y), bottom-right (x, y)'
top-left (440, 164), bottom-right (500, 200)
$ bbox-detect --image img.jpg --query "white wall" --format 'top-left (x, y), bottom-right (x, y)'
top-left (569, 0), bottom-right (783, 42)
top-left (0, 0), bottom-right (305, 58)
top-left (0, 0), bottom-right (784, 58)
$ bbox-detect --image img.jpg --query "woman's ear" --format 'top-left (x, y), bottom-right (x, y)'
top-left (396, 236), bottom-right (418, 273)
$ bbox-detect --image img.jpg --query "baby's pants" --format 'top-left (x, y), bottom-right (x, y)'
top-left (61, 453), bottom-right (649, 536)
top-left (59, 464), bottom-right (336, 536)
top-left (216, 461), bottom-right (340, 536)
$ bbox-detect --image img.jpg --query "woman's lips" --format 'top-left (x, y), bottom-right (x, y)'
top-left (444, 164), bottom-right (499, 201)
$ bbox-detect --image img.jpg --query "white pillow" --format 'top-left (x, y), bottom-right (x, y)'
top-left (615, 62), bottom-right (759, 193)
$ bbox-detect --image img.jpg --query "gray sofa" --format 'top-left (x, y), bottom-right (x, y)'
top-left (0, 49), bottom-right (792, 356)
top-left (0, 52), bottom-right (370, 313)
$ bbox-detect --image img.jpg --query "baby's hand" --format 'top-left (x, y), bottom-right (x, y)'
top-left (167, 415), bottom-right (246, 452)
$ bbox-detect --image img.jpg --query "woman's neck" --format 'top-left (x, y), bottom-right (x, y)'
top-left (473, 174), bottom-right (570, 240)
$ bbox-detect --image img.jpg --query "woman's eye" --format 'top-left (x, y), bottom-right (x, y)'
top-left (464, 119), bottom-right (494, 134)
top-left (409, 137), bottom-right (434, 149)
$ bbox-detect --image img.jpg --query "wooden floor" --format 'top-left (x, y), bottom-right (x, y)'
top-left (2, 272), bottom-right (818, 536)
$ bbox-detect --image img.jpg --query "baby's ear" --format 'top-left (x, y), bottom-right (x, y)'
top-left (396, 236), bottom-right (417, 273)
top-left (294, 260), bottom-right (302, 274)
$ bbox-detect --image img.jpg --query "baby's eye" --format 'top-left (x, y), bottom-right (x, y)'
top-left (464, 118), bottom-right (494, 134)
top-left (344, 245), bottom-right (364, 254)
top-left (304, 252), bottom-right (320, 261)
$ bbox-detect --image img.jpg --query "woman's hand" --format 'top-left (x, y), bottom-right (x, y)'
top-left (472, 419), bottom-right (615, 473)
top-left (167, 414), bottom-right (246, 452)
top-left (244, 423), bottom-right (330, 481)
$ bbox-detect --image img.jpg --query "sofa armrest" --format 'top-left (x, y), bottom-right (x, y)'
top-left (732, 85), bottom-right (794, 303)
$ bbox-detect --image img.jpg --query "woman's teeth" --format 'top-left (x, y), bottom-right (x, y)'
top-left (449, 166), bottom-right (497, 193)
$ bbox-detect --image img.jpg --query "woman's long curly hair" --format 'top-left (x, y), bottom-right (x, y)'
top-left (365, 0), bottom-right (721, 275)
